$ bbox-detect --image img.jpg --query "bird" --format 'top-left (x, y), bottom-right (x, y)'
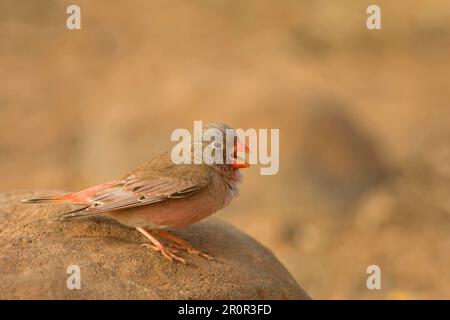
top-left (21, 123), bottom-right (250, 264)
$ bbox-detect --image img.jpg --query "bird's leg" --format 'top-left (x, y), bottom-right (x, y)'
top-left (136, 227), bottom-right (186, 264)
top-left (154, 230), bottom-right (214, 261)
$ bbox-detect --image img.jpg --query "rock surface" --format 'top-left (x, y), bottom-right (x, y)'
top-left (0, 191), bottom-right (309, 299)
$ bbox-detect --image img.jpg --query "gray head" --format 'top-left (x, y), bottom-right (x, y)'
top-left (201, 123), bottom-right (248, 195)
top-left (202, 123), bottom-right (249, 171)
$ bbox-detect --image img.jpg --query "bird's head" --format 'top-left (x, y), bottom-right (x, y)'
top-left (202, 123), bottom-right (250, 172)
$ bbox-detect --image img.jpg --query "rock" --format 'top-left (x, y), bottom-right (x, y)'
top-left (0, 191), bottom-right (309, 299)
top-left (295, 103), bottom-right (389, 203)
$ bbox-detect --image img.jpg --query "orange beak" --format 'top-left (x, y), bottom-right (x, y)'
top-left (232, 141), bottom-right (250, 169)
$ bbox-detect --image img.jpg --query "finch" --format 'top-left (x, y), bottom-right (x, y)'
top-left (21, 123), bottom-right (250, 264)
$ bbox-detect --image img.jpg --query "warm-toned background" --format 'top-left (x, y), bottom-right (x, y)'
top-left (1, 0), bottom-right (449, 299)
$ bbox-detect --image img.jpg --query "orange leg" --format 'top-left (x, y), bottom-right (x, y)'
top-left (154, 230), bottom-right (214, 261)
top-left (136, 227), bottom-right (186, 264)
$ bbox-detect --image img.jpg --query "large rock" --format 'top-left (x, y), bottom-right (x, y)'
top-left (0, 191), bottom-right (309, 299)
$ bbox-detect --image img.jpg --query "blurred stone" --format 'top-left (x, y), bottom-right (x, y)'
top-left (423, 140), bottom-right (450, 179)
top-left (387, 290), bottom-right (415, 300)
top-left (0, 191), bottom-right (310, 300)
top-left (352, 189), bottom-right (394, 229)
top-left (282, 221), bottom-right (321, 253)
top-left (296, 103), bottom-right (389, 203)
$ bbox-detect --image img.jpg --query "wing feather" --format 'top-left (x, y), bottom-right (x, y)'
top-left (59, 165), bottom-right (211, 220)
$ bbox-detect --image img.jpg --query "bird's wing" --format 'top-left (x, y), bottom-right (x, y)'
top-left (59, 165), bottom-right (211, 219)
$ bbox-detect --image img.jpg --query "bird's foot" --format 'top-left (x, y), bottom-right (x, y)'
top-left (170, 242), bottom-right (215, 260)
top-left (155, 230), bottom-right (215, 261)
top-left (136, 227), bottom-right (186, 264)
top-left (140, 243), bottom-right (186, 264)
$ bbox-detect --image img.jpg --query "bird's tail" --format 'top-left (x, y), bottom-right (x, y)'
top-left (21, 193), bottom-right (91, 221)
top-left (21, 192), bottom-right (87, 205)
top-left (22, 195), bottom-right (68, 204)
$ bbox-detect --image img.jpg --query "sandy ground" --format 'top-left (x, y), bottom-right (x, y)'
top-left (0, 1), bottom-right (449, 299)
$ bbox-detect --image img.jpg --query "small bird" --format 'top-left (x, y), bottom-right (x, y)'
top-left (22, 123), bottom-right (249, 264)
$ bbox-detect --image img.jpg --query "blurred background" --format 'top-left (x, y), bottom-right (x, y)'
top-left (1, 0), bottom-right (449, 299)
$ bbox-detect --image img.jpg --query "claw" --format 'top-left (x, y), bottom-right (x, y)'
top-left (140, 243), bottom-right (158, 250)
top-left (155, 230), bottom-right (215, 261)
top-left (169, 242), bottom-right (215, 260)
top-left (136, 227), bottom-right (186, 264)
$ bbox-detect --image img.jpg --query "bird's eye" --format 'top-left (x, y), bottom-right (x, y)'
top-left (213, 141), bottom-right (222, 149)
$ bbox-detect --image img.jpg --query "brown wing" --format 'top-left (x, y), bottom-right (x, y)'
top-left (59, 164), bottom-right (211, 220)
